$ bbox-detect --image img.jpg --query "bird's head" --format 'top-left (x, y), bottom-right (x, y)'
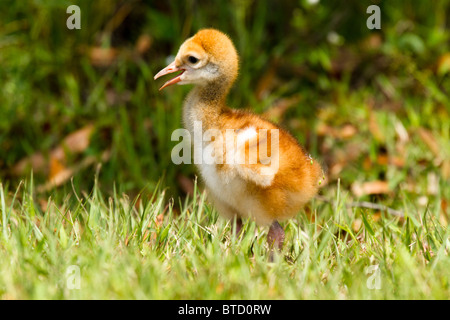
top-left (154, 29), bottom-right (239, 91)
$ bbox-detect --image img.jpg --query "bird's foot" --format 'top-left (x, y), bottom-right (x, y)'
top-left (267, 221), bottom-right (284, 262)
top-left (232, 217), bottom-right (243, 239)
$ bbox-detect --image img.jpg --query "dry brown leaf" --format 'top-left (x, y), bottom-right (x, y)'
top-left (339, 124), bottom-right (357, 139)
top-left (135, 34), bottom-right (152, 55)
top-left (37, 150), bottom-right (111, 193)
top-left (392, 156), bottom-right (405, 168)
top-left (13, 125), bottom-right (95, 177)
top-left (363, 154), bottom-right (405, 170)
top-left (377, 154), bottom-right (388, 165)
top-left (362, 33), bottom-right (382, 50)
top-left (53, 125), bottom-right (94, 161)
top-left (12, 153), bottom-right (46, 175)
top-left (65, 125), bottom-right (93, 151)
top-left (49, 157), bottom-right (67, 181)
top-left (352, 180), bottom-right (390, 197)
top-left (48, 125), bottom-right (94, 181)
top-left (47, 167), bottom-right (74, 189)
top-left (316, 122), bottom-right (357, 140)
top-left (89, 47), bottom-right (119, 67)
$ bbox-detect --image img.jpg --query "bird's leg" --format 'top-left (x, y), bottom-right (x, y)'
top-left (232, 217), bottom-right (243, 238)
top-left (267, 221), bottom-right (284, 261)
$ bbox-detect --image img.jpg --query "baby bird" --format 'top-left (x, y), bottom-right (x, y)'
top-left (155, 29), bottom-right (322, 255)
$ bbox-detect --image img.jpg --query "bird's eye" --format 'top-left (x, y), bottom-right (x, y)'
top-left (188, 56), bottom-right (199, 64)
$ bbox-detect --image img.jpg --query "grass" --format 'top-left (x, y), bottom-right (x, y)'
top-left (0, 1), bottom-right (449, 299)
top-left (0, 176), bottom-right (448, 299)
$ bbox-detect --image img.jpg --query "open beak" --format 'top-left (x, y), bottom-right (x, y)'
top-left (154, 61), bottom-right (185, 91)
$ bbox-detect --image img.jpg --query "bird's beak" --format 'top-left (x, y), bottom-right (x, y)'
top-left (154, 61), bottom-right (185, 91)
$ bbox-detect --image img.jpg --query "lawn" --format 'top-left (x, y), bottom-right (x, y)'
top-left (0, 0), bottom-right (449, 299)
top-left (0, 178), bottom-right (449, 299)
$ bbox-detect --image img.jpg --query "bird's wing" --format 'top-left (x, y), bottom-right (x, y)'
top-left (226, 126), bottom-right (280, 188)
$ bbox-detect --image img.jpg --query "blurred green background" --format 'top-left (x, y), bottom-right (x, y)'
top-left (1, 0), bottom-right (449, 207)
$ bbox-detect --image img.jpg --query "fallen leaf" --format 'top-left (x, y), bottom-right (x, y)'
top-left (55, 125), bottom-right (94, 160)
top-left (12, 125), bottom-right (95, 177)
top-left (392, 156), bottom-right (405, 168)
top-left (48, 125), bottom-right (94, 181)
top-left (89, 47), bottom-right (119, 67)
top-left (37, 150), bottom-right (111, 193)
top-left (46, 167), bottom-right (74, 190)
top-left (377, 154), bottom-right (388, 165)
top-left (339, 124), bottom-right (357, 139)
top-left (49, 157), bottom-right (67, 181)
top-left (352, 180), bottom-right (390, 197)
top-left (316, 122), bottom-right (358, 139)
top-left (135, 34), bottom-right (152, 55)
top-left (12, 153), bottom-right (46, 175)
top-left (362, 33), bottom-right (383, 50)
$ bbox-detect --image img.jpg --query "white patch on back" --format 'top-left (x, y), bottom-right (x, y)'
top-left (236, 127), bottom-right (257, 147)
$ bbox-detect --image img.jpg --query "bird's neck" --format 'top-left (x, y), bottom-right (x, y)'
top-left (183, 78), bottom-right (232, 133)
